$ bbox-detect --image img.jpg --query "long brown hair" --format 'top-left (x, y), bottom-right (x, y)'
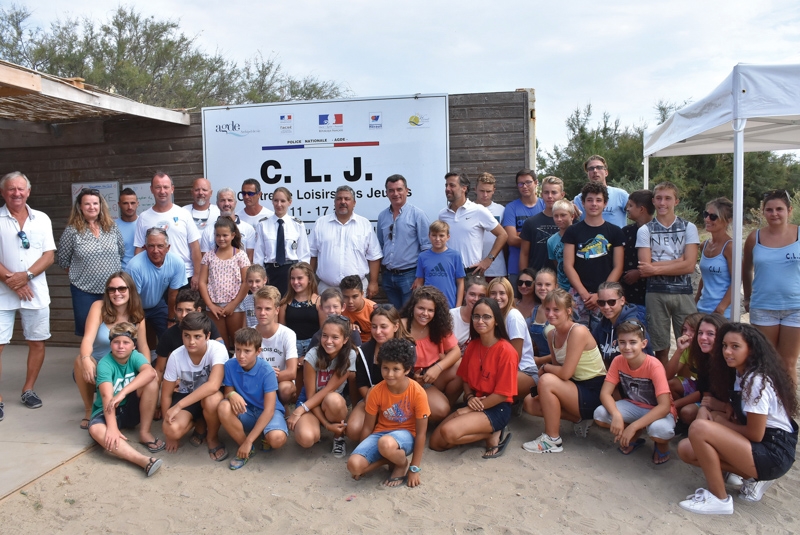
top-left (371, 305), bottom-right (414, 343)
top-left (67, 188), bottom-right (114, 233)
top-left (102, 272), bottom-right (144, 325)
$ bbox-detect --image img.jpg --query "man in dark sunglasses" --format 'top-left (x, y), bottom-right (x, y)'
top-left (235, 178), bottom-right (273, 228)
top-left (0, 171), bottom-right (57, 415)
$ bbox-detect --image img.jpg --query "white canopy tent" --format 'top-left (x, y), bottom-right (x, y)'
top-left (643, 63), bottom-right (800, 321)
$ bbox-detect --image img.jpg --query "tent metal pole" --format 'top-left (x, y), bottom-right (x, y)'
top-left (731, 119), bottom-right (746, 322)
top-left (643, 156), bottom-right (649, 189)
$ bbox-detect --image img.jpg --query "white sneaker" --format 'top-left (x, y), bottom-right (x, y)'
top-left (522, 433), bottom-right (563, 453)
top-left (679, 488), bottom-right (733, 515)
top-left (573, 419), bottom-right (593, 438)
top-left (739, 478), bottom-right (774, 502)
top-left (332, 437), bottom-right (346, 459)
top-left (723, 472), bottom-right (744, 487)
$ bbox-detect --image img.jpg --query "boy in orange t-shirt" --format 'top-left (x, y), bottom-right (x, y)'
top-left (347, 338), bottom-right (431, 487)
top-left (340, 275), bottom-right (376, 343)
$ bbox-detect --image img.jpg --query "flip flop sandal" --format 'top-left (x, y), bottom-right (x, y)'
top-left (80, 418), bottom-right (90, 430)
top-left (618, 438), bottom-right (646, 455)
top-left (140, 438), bottom-right (166, 453)
top-left (652, 444), bottom-right (671, 465)
top-left (190, 430), bottom-right (207, 447)
top-left (208, 444), bottom-right (229, 462)
top-left (483, 428), bottom-right (513, 459)
top-left (229, 446), bottom-right (256, 470)
top-left (144, 458), bottom-right (163, 477)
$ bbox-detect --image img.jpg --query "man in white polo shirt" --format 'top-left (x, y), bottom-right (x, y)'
top-left (235, 178), bottom-right (274, 228)
top-left (438, 172), bottom-right (507, 278)
top-left (0, 171), bottom-right (56, 416)
top-left (134, 171), bottom-right (201, 290)
top-left (309, 185), bottom-right (382, 297)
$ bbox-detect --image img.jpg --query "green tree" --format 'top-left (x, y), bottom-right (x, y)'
top-left (0, 3), bottom-right (349, 108)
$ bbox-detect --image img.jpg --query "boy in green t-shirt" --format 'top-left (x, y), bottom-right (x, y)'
top-left (87, 322), bottom-right (164, 477)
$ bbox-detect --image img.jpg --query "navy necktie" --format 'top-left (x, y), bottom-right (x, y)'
top-left (276, 219), bottom-right (286, 265)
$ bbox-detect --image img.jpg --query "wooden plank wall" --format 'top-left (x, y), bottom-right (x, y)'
top-left (0, 91), bottom-right (531, 347)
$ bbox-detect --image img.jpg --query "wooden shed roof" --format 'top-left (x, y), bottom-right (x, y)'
top-left (0, 60), bottom-right (190, 127)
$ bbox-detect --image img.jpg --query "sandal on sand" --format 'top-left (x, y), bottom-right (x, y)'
top-left (383, 475), bottom-right (408, 487)
top-left (80, 418), bottom-right (90, 430)
top-left (652, 444), bottom-right (670, 465)
top-left (208, 444), bottom-right (229, 462)
top-left (618, 438), bottom-right (646, 455)
top-left (483, 428), bottom-right (512, 459)
top-left (230, 447), bottom-right (255, 470)
top-left (144, 458), bottom-right (162, 477)
top-left (140, 438), bottom-right (166, 453)
top-left (190, 430), bottom-right (207, 447)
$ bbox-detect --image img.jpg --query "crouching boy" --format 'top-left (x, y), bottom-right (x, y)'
top-left (161, 312), bottom-right (228, 461)
top-left (347, 338), bottom-right (431, 487)
top-left (593, 320), bottom-right (676, 464)
top-left (88, 322), bottom-right (163, 477)
top-left (218, 327), bottom-right (288, 470)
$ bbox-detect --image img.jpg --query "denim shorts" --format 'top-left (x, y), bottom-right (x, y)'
top-left (572, 375), bottom-right (606, 421)
top-left (296, 338), bottom-right (312, 358)
top-left (0, 307), bottom-right (51, 345)
top-left (519, 365), bottom-right (540, 385)
top-left (483, 402), bottom-right (512, 432)
top-left (351, 429), bottom-right (415, 464)
top-left (593, 399), bottom-right (676, 440)
top-left (749, 308), bottom-right (800, 328)
top-left (751, 422), bottom-right (798, 481)
top-left (238, 405), bottom-right (288, 436)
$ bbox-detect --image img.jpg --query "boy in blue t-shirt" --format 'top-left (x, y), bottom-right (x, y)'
top-left (414, 220), bottom-right (465, 308)
top-left (218, 327), bottom-right (288, 470)
top-left (87, 322), bottom-right (163, 477)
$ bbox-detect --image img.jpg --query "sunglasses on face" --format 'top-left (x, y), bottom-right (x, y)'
top-left (702, 211), bottom-right (719, 221)
top-left (18, 231), bottom-right (30, 249)
top-left (107, 286), bottom-right (129, 294)
top-left (596, 299), bottom-right (618, 307)
top-left (517, 279), bottom-right (533, 287)
top-left (240, 191), bottom-right (259, 197)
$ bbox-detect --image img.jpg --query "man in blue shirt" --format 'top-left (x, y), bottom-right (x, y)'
top-left (377, 174), bottom-right (431, 309)
top-left (572, 155), bottom-right (629, 228)
top-left (127, 227), bottom-right (187, 342)
top-left (115, 188), bottom-right (139, 270)
top-left (502, 169), bottom-right (545, 287)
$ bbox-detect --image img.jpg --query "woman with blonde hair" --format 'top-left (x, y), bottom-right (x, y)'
top-left (57, 188), bottom-right (124, 336)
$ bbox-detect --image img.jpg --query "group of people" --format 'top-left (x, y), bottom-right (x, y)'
top-left (0, 161), bottom-right (796, 515)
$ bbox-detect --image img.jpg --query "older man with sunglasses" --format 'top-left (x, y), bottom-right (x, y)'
top-left (0, 171), bottom-right (56, 417)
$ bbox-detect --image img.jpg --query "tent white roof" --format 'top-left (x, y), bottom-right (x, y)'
top-left (644, 64), bottom-right (800, 157)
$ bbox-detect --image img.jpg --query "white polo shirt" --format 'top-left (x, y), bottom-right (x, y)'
top-left (182, 204), bottom-right (220, 232)
top-left (236, 206), bottom-right (274, 228)
top-left (309, 213), bottom-right (382, 287)
top-left (253, 214), bottom-right (311, 265)
top-left (134, 205), bottom-right (201, 278)
top-left (438, 199), bottom-right (499, 268)
top-left (200, 217), bottom-right (255, 254)
top-left (0, 205), bottom-right (56, 310)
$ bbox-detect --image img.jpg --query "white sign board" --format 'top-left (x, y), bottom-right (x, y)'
top-left (71, 181), bottom-right (119, 219)
top-left (202, 95), bottom-right (449, 226)
top-left (122, 182), bottom-right (156, 214)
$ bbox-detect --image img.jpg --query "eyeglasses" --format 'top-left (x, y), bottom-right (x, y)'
top-left (81, 187), bottom-right (100, 195)
top-left (388, 223), bottom-right (394, 241)
top-left (702, 211), bottom-right (719, 221)
top-left (596, 299), bottom-right (618, 307)
top-left (193, 217), bottom-right (209, 228)
top-left (376, 303), bottom-right (395, 311)
top-left (146, 227), bottom-right (168, 236)
top-left (586, 165), bottom-right (606, 172)
top-left (517, 180), bottom-right (535, 189)
top-left (107, 286), bottom-right (129, 294)
top-left (517, 279), bottom-right (533, 287)
top-left (623, 319), bottom-right (645, 332)
top-left (329, 314), bottom-right (351, 324)
top-left (763, 189), bottom-right (792, 204)
top-left (17, 231), bottom-right (30, 249)
top-left (471, 314), bottom-right (494, 323)
top-left (240, 190), bottom-right (259, 197)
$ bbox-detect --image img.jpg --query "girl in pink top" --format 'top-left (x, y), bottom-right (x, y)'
top-left (401, 286), bottom-right (461, 421)
top-left (199, 217), bottom-right (251, 349)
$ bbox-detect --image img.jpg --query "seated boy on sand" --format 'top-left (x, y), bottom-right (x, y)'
top-left (161, 312), bottom-right (228, 460)
top-left (87, 322), bottom-right (163, 477)
top-left (218, 327), bottom-right (288, 470)
top-left (347, 338), bottom-right (430, 487)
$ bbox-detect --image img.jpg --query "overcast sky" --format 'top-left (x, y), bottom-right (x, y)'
top-left (19, 0), bottom-right (800, 157)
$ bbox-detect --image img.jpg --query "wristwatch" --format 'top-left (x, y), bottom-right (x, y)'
top-left (487, 253), bottom-right (496, 261)
top-left (409, 465), bottom-right (421, 473)
top-left (26, 270), bottom-right (34, 280)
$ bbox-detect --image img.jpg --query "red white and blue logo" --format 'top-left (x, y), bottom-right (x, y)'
top-left (319, 114), bottom-right (343, 125)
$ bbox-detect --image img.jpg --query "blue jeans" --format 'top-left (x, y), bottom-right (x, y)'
top-left (382, 269), bottom-right (416, 310)
top-left (70, 284), bottom-right (102, 336)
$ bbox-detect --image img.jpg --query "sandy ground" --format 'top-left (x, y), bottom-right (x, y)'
top-left (1, 399), bottom-right (799, 535)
